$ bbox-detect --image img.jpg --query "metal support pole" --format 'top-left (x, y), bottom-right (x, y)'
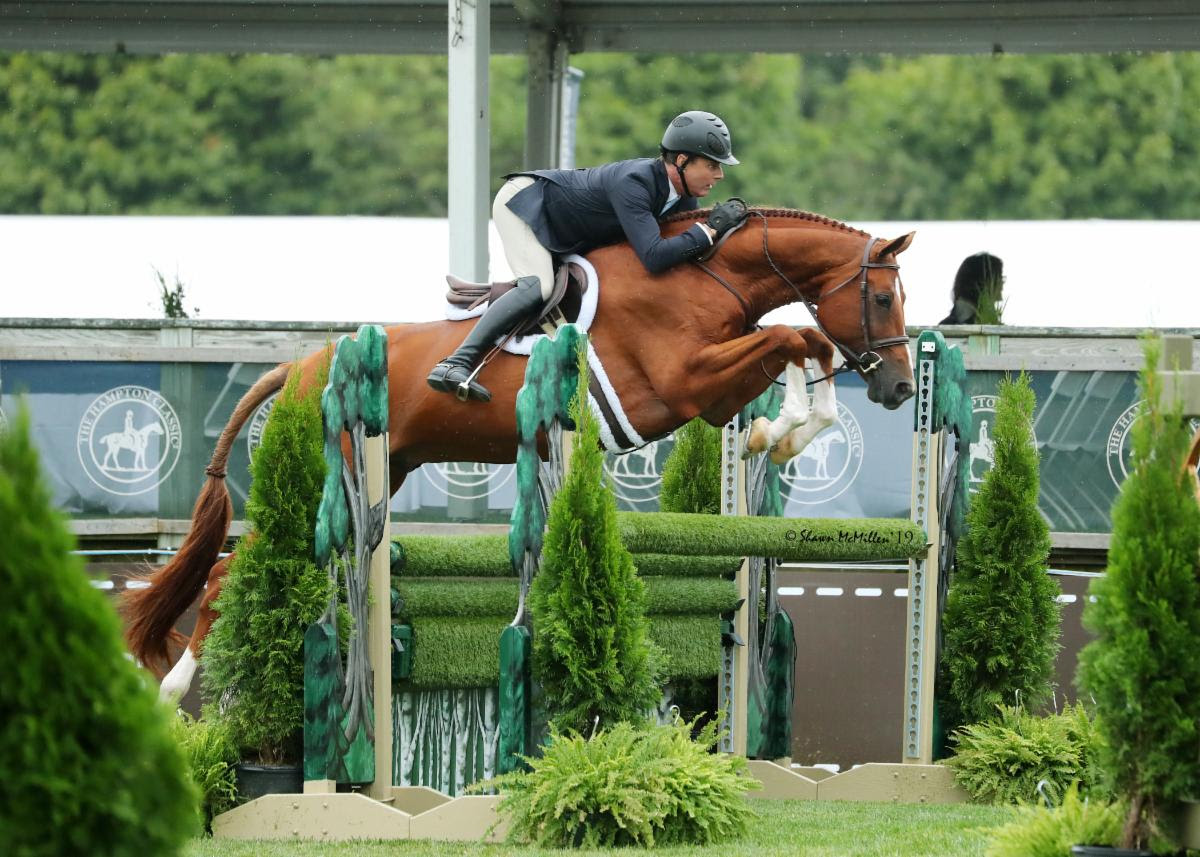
top-left (903, 342), bottom-right (940, 763)
top-left (523, 29), bottom-right (567, 170)
top-left (719, 416), bottom-right (748, 755)
top-left (448, 0), bottom-right (489, 281)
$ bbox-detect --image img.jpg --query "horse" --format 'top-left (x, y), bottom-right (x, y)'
top-left (99, 421), bottom-right (164, 471)
top-left (125, 207), bottom-right (916, 700)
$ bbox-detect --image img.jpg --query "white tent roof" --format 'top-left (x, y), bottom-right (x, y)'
top-left (1, 215), bottom-right (1196, 329)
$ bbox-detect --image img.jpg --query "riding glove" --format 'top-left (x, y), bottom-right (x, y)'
top-left (707, 198), bottom-right (749, 239)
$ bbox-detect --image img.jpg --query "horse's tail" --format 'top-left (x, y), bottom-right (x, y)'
top-left (122, 362), bottom-right (293, 676)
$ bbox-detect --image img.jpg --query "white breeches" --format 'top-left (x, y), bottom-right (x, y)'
top-left (493, 176), bottom-right (556, 301)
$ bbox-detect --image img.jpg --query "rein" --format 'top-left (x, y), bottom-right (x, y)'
top-left (692, 210), bottom-right (909, 386)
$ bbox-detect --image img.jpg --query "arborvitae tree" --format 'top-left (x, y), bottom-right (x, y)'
top-left (1076, 338), bottom-right (1200, 851)
top-left (939, 372), bottom-right (1059, 730)
top-left (0, 408), bottom-right (198, 855)
top-left (659, 418), bottom-right (722, 515)
top-left (530, 351), bottom-right (661, 734)
top-left (202, 365), bottom-right (330, 765)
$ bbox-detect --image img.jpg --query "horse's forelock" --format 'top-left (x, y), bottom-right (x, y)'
top-left (662, 206), bottom-right (869, 238)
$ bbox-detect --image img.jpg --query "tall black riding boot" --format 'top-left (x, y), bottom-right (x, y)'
top-left (427, 275), bottom-right (543, 402)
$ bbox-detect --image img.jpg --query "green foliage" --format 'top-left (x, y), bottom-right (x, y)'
top-left (201, 366), bottom-right (330, 764)
top-left (529, 350), bottom-right (661, 734)
top-left (487, 716), bottom-right (760, 848)
top-left (984, 783), bottom-right (1121, 857)
top-left (947, 704), bottom-right (1105, 806)
top-left (155, 268), bottom-right (193, 319)
top-left (0, 407), bottom-right (198, 856)
top-left (974, 260), bottom-right (1006, 325)
top-left (940, 372), bottom-right (1059, 731)
top-left (169, 714), bottom-right (239, 833)
top-left (7, 51), bottom-right (1200, 219)
top-left (1076, 337), bottom-right (1200, 850)
top-left (659, 418), bottom-right (722, 514)
top-left (618, 511), bottom-right (927, 562)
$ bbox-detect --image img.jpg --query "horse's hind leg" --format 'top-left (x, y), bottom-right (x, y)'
top-left (159, 556), bottom-right (227, 704)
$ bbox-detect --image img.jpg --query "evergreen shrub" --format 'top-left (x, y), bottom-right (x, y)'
top-left (659, 417), bottom-right (722, 514)
top-left (170, 713), bottom-right (238, 832)
top-left (947, 703), bottom-right (1105, 805)
top-left (489, 716), bottom-right (759, 848)
top-left (1076, 338), bottom-right (1200, 850)
top-left (201, 365), bottom-right (331, 764)
top-left (940, 371), bottom-right (1060, 731)
top-left (984, 783), bottom-right (1121, 857)
top-left (0, 408), bottom-right (198, 856)
top-left (529, 348), bottom-right (661, 733)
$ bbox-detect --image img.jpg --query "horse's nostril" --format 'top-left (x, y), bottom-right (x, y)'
top-left (896, 380), bottom-right (914, 398)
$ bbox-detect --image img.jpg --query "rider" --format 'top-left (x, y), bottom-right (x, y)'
top-left (427, 110), bottom-right (749, 402)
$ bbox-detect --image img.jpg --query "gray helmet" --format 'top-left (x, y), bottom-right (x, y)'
top-left (661, 111), bottom-right (739, 165)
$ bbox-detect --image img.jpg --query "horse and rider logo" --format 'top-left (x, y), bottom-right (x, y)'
top-left (246, 392), bottom-right (279, 459)
top-left (606, 440), bottom-right (668, 510)
top-left (968, 394), bottom-right (1041, 493)
top-left (76, 385), bottom-right (182, 495)
top-left (778, 402), bottom-right (865, 505)
top-left (423, 461), bottom-right (516, 501)
top-left (1106, 402), bottom-right (1200, 489)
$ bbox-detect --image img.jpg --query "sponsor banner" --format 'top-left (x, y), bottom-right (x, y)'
top-left (1, 356), bottom-right (1179, 534)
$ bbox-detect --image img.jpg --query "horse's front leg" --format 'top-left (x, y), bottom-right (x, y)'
top-left (772, 373), bottom-right (838, 464)
top-left (770, 331), bottom-right (838, 464)
top-left (744, 360), bottom-right (810, 459)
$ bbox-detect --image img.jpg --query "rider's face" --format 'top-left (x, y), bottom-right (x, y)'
top-left (676, 154), bottom-right (725, 197)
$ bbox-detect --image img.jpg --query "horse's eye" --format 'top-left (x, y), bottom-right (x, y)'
top-left (874, 293), bottom-right (893, 309)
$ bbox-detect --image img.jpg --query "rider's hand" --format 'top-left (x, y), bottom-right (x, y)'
top-left (701, 223), bottom-right (717, 240)
top-left (707, 198), bottom-right (749, 240)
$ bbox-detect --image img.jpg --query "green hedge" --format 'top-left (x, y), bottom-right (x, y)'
top-left (395, 579), bottom-right (517, 619)
top-left (395, 577), bottom-right (737, 622)
top-left (393, 516), bottom-right (923, 577)
top-left (408, 617), bottom-right (512, 689)
top-left (645, 578), bottom-right (739, 615)
top-left (404, 613), bottom-right (724, 688)
top-left (392, 534), bottom-right (511, 577)
top-left (649, 616), bottom-right (722, 680)
top-left (617, 512), bottom-right (927, 562)
top-left (633, 553), bottom-right (742, 577)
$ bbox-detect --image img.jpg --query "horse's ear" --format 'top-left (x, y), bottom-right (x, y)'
top-left (876, 232), bottom-right (915, 259)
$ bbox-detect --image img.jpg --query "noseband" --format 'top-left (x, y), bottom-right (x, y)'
top-left (695, 212), bottom-right (909, 378)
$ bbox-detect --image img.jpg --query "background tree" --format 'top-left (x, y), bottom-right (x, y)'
top-left (1076, 339), bottom-right (1200, 850)
top-left (6, 50), bottom-right (1199, 219)
top-left (0, 407), bottom-right (198, 855)
top-left (939, 372), bottom-right (1059, 731)
top-left (200, 365), bottom-right (330, 765)
top-left (529, 354), bottom-right (660, 734)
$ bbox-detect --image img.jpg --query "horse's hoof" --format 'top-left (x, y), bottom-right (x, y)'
top-left (769, 438), bottom-right (795, 466)
top-left (743, 417), bottom-right (770, 458)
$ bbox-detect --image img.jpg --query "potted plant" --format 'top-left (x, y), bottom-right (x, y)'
top-left (1075, 338), bottom-right (1200, 855)
top-left (201, 366), bottom-right (332, 798)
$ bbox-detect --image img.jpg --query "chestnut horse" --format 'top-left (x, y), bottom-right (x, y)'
top-left (125, 208), bottom-right (916, 700)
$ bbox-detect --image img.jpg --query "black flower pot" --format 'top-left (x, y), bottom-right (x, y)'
top-left (1070, 846), bottom-right (1154, 857)
top-left (235, 762), bottom-right (303, 801)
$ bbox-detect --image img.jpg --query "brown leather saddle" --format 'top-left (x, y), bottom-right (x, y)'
top-left (445, 261), bottom-right (589, 337)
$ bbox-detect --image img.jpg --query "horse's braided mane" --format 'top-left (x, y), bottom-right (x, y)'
top-left (663, 206), bottom-right (869, 238)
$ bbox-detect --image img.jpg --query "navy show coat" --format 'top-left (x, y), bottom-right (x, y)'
top-left (505, 158), bottom-right (711, 274)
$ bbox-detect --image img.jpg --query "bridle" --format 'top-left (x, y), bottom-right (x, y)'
top-left (694, 211), bottom-right (909, 384)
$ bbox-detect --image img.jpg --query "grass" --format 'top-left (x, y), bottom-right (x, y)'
top-left (185, 798), bottom-right (1013, 857)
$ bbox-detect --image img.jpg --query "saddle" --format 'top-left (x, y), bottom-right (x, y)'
top-left (445, 261), bottom-right (589, 337)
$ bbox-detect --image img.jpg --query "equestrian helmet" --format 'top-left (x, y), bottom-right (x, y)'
top-left (661, 111), bottom-right (739, 165)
